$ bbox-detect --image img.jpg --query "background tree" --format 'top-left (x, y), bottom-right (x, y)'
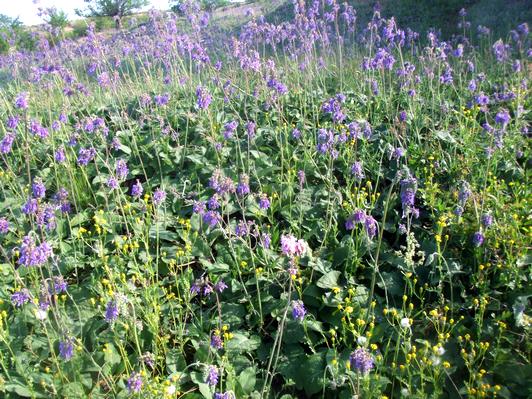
top-left (79, 0), bottom-right (150, 28)
top-left (41, 7), bottom-right (69, 33)
top-left (0, 14), bottom-right (35, 53)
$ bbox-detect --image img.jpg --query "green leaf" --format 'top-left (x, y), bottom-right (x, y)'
top-left (62, 382), bottom-right (86, 398)
top-left (316, 270), bottom-right (341, 289)
top-left (238, 367), bottom-right (256, 394)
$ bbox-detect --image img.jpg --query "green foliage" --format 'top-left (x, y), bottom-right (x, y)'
top-left (46, 8), bottom-right (69, 30)
top-left (81, 0), bottom-right (149, 20)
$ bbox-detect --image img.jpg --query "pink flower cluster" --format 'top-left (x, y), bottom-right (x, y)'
top-left (280, 235), bottom-right (307, 258)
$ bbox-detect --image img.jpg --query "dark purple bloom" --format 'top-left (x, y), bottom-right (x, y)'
top-left (236, 174), bottom-right (250, 196)
top-left (211, 333), bottom-right (223, 350)
top-left (481, 213), bottom-right (493, 228)
top-left (0, 133), bottom-right (15, 154)
top-left (59, 339), bottom-right (74, 361)
top-left (351, 161), bottom-right (365, 180)
top-left (208, 195), bottom-right (220, 210)
top-left (49, 276), bottom-right (68, 294)
top-left (350, 348), bottom-right (374, 374)
top-left (14, 92), bottom-right (29, 110)
top-left (115, 160), bottom-right (128, 180)
top-left (55, 147), bottom-right (66, 163)
top-left (206, 366), bottom-right (219, 386)
top-left (245, 121), bottom-right (256, 138)
top-left (203, 211), bottom-right (221, 228)
top-left (399, 111), bottom-right (407, 122)
top-left (77, 147), bottom-right (96, 166)
top-left (261, 233), bottom-right (271, 249)
top-left (346, 209), bottom-right (366, 230)
top-left (0, 217), bottom-right (8, 234)
top-left (22, 198), bottom-right (39, 215)
top-left (131, 180), bottom-right (143, 198)
top-left (364, 215), bottom-right (378, 239)
top-left (196, 86), bottom-right (212, 110)
top-left (29, 120), bottom-right (49, 138)
top-left (7, 116), bottom-right (19, 129)
top-left (492, 40), bottom-right (509, 62)
top-left (266, 77), bottom-right (288, 95)
top-left (11, 289), bottom-right (30, 307)
top-left (400, 177), bottom-right (417, 214)
top-left (32, 179), bottom-right (46, 199)
top-left (259, 195), bottom-right (270, 210)
top-left (127, 372), bottom-right (143, 394)
top-left (154, 93), bottom-right (170, 107)
top-left (392, 147), bottom-right (405, 159)
top-left (190, 282), bottom-right (201, 295)
top-left (106, 177), bottom-right (119, 190)
top-left (18, 235), bottom-right (52, 267)
top-left (193, 201), bottom-right (206, 215)
top-left (223, 121), bottom-right (238, 140)
top-left (105, 300), bottom-right (119, 323)
top-left (495, 109), bottom-right (510, 127)
top-left (292, 300), bottom-right (306, 322)
top-left (214, 280), bottom-right (227, 293)
top-left (472, 231), bottom-right (484, 247)
top-left (153, 188), bottom-right (166, 205)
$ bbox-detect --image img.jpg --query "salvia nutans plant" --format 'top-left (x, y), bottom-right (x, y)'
top-left (0, 0), bottom-right (530, 398)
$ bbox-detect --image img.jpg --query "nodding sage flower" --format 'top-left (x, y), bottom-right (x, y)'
top-left (131, 180), bottom-right (143, 198)
top-left (32, 179), bottom-right (46, 199)
top-left (0, 133), bottom-right (15, 154)
top-left (259, 194), bottom-right (270, 210)
top-left (261, 233), bottom-right (271, 249)
top-left (472, 231), bottom-right (484, 247)
top-left (245, 121), bottom-right (256, 139)
top-left (345, 209), bottom-right (366, 230)
top-left (196, 86), bottom-right (212, 110)
top-left (193, 200), bottom-right (207, 215)
top-left (0, 217), bottom-right (9, 234)
top-left (115, 159), bottom-right (128, 180)
top-left (106, 177), bottom-right (119, 190)
top-left (77, 147), bottom-right (96, 166)
top-left (105, 300), bottom-right (119, 323)
top-left (18, 235), bottom-right (52, 267)
top-left (59, 339), bottom-right (74, 361)
top-left (206, 366), bottom-right (219, 386)
top-left (55, 147), bottom-right (66, 163)
top-left (214, 280), bottom-right (228, 293)
top-left (350, 348), bottom-right (374, 374)
top-left (7, 115), bottom-right (19, 129)
top-left (400, 177), bottom-right (418, 217)
top-left (292, 128), bottom-right (301, 139)
top-left (481, 213), bottom-right (494, 228)
top-left (223, 121), bottom-right (238, 140)
top-left (364, 215), bottom-right (378, 239)
top-left (203, 210), bottom-right (221, 228)
top-left (236, 174), bottom-right (250, 196)
top-left (211, 332), bottom-right (223, 350)
top-left (11, 289), bottom-right (31, 307)
top-left (22, 198), bottom-right (39, 215)
top-left (292, 300), bottom-right (306, 322)
top-left (351, 161), bottom-right (365, 180)
top-left (127, 372), bottom-right (143, 394)
top-left (153, 188), bottom-right (166, 205)
top-left (495, 109), bottom-right (510, 127)
top-left (14, 92), bottom-right (29, 110)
